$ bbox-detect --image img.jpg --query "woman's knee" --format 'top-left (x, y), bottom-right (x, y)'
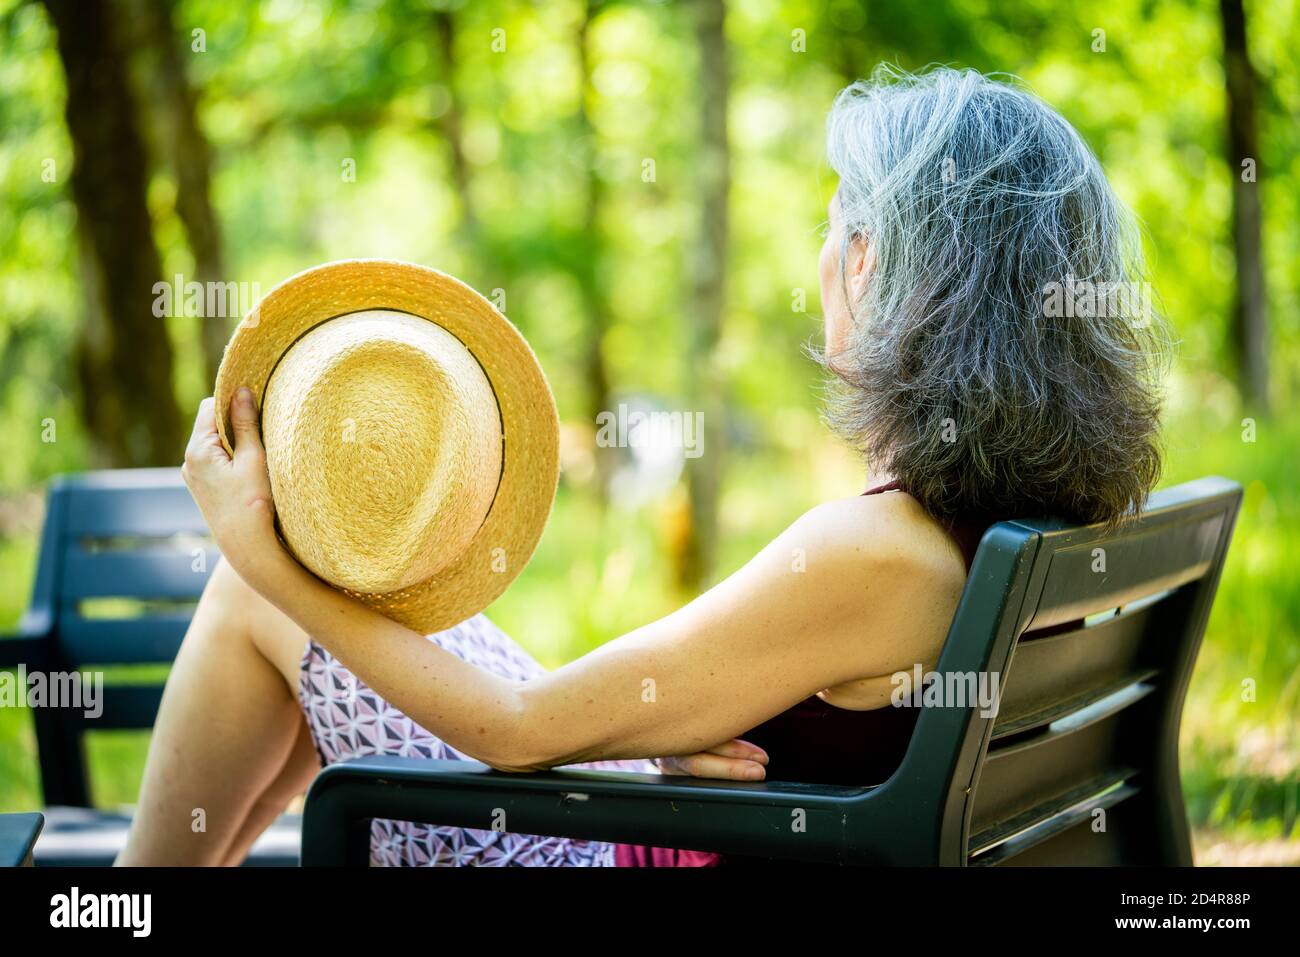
top-left (202, 555), bottom-right (258, 612)
top-left (197, 557), bottom-right (308, 691)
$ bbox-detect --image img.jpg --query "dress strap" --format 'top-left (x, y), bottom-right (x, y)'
top-left (863, 479), bottom-right (905, 496)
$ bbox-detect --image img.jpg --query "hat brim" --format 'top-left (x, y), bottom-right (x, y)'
top-left (214, 259), bottom-right (559, 634)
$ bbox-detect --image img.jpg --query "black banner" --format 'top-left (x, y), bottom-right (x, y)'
top-left (0, 865), bottom-right (1281, 943)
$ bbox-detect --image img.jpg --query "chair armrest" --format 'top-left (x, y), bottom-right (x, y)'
top-left (0, 813), bottom-right (45, 867)
top-left (301, 755), bottom-right (876, 866)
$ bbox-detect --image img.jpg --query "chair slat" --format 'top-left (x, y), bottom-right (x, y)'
top-left (992, 599), bottom-right (1173, 738)
top-left (63, 481), bottom-right (207, 539)
top-left (969, 770), bottom-right (1138, 864)
top-left (975, 802), bottom-right (1135, 866)
top-left (55, 686), bottom-right (167, 730)
top-left (77, 685), bottom-right (166, 730)
top-left (60, 547), bottom-right (216, 601)
top-left (993, 669), bottom-right (1158, 740)
top-left (58, 614), bottom-right (193, 667)
top-left (970, 683), bottom-right (1153, 838)
top-left (1025, 510), bottom-right (1225, 630)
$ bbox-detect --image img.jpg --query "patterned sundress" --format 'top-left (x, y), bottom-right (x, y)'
top-left (297, 613), bottom-right (656, 866)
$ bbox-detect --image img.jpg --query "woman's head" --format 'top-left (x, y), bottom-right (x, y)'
top-left (817, 65), bottom-right (1168, 527)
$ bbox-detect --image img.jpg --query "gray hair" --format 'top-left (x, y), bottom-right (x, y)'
top-left (819, 65), bottom-right (1169, 527)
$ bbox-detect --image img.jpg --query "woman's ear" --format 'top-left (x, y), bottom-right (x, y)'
top-left (845, 233), bottom-right (876, 309)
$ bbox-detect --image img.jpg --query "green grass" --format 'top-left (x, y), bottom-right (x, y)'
top-left (0, 536), bottom-right (40, 809)
top-left (1, 400), bottom-right (1296, 861)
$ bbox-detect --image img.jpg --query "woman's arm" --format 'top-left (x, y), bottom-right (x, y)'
top-left (185, 392), bottom-right (964, 773)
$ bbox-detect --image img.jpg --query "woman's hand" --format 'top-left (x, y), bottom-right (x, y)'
top-left (181, 390), bottom-right (283, 587)
top-left (652, 738), bottom-right (769, 781)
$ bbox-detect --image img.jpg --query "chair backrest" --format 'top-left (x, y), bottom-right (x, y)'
top-left (850, 476), bottom-right (1241, 866)
top-left (21, 469), bottom-right (216, 806)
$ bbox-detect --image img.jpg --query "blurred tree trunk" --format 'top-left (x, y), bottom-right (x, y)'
top-left (433, 9), bottom-right (478, 246)
top-left (1219, 0), bottom-right (1270, 413)
top-left (135, 0), bottom-right (230, 387)
top-left (578, 0), bottom-right (613, 504)
top-left (675, 0), bottom-right (729, 592)
top-left (42, 0), bottom-right (183, 467)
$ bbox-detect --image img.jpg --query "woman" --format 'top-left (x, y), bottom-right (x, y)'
top-left (118, 65), bottom-right (1166, 866)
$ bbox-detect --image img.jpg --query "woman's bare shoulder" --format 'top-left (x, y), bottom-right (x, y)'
top-left (784, 491), bottom-right (968, 602)
top-left (768, 492), bottom-right (969, 689)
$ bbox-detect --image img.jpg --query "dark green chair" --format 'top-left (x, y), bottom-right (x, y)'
top-left (300, 477), bottom-right (1241, 866)
top-left (0, 469), bottom-right (299, 866)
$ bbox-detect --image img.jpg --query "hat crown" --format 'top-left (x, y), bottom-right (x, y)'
top-left (262, 309), bottom-right (503, 595)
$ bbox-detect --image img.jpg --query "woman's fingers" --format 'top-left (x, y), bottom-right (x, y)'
top-left (229, 387), bottom-right (266, 467)
top-left (652, 737), bottom-right (770, 780)
top-left (183, 397), bottom-right (230, 482)
top-left (188, 396), bottom-right (218, 445)
top-left (181, 389), bottom-right (264, 488)
top-left (685, 752), bottom-right (767, 780)
top-left (703, 738), bottom-right (768, 765)
top-left (656, 749), bottom-right (767, 781)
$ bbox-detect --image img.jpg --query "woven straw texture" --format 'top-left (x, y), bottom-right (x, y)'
top-left (213, 259), bottom-right (559, 634)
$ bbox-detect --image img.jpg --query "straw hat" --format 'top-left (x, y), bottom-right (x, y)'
top-left (213, 259), bottom-right (558, 634)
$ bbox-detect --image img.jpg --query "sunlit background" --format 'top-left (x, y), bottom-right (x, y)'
top-left (1, 0), bottom-right (1296, 864)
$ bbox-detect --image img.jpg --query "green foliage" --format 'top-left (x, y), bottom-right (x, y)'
top-left (0, 0), bottom-right (1296, 857)
top-left (1164, 403), bottom-right (1300, 841)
